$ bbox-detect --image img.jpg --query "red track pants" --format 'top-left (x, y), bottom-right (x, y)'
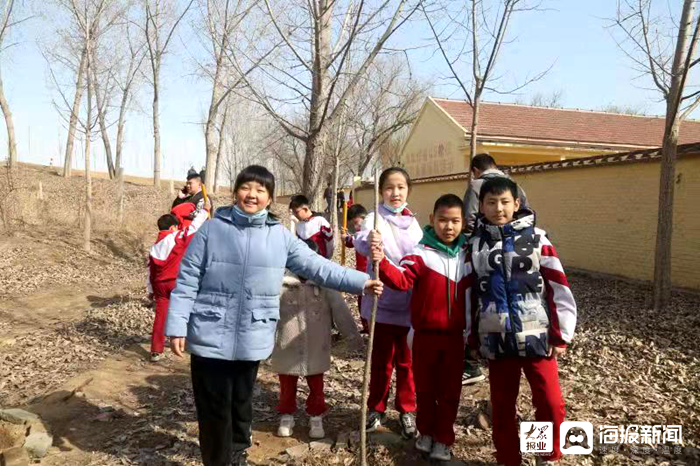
top-left (151, 279), bottom-right (176, 354)
top-left (412, 331), bottom-right (464, 445)
top-left (277, 374), bottom-right (327, 416)
top-left (367, 323), bottom-right (416, 414)
top-left (488, 356), bottom-right (566, 465)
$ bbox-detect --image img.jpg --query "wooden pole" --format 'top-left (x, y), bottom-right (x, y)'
top-left (201, 183), bottom-right (211, 219)
top-left (360, 170), bottom-right (380, 466)
top-left (341, 198), bottom-right (348, 265)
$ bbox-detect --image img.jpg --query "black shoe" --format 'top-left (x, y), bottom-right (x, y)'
top-left (230, 449), bottom-right (248, 466)
top-left (366, 410), bottom-right (385, 432)
top-left (399, 412), bottom-right (417, 439)
top-left (462, 362), bottom-right (485, 385)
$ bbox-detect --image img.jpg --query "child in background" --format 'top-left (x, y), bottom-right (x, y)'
top-left (355, 167), bottom-right (423, 439)
top-left (466, 178), bottom-right (577, 466)
top-left (165, 165), bottom-right (383, 466)
top-left (341, 203), bottom-right (369, 333)
top-left (147, 203), bottom-right (209, 362)
top-left (372, 194), bottom-right (468, 461)
top-left (272, 240), bottom-right (362, 440)
top-left (289, 195), bottom-right (335, 259)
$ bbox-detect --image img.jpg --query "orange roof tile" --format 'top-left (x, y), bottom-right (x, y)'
top-left (432, 98), bottom-right (700, 148)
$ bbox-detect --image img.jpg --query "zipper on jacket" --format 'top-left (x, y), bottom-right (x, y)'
top-left (234, 226), bottom-right (252, 357)
top-left (498, 226), bottom-right (514, 336)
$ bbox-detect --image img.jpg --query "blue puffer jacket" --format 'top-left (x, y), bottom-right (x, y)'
top-left (165, 206), bottom-right (369, 361)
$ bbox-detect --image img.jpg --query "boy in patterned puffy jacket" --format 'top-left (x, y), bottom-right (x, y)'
top-left (465, 177), bottom-right (577, 466)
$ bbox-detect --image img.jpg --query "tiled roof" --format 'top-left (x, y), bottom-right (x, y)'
top-left (432, 98), bottom-right (700, 149)
top-left (358, 143), bottom-right (700, 187)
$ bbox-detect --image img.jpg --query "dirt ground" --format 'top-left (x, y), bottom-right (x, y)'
top-left (0, 165), bottom-right (698, 465)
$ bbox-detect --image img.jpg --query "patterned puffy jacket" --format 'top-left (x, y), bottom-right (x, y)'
top-left (466, 209), bottom-right (577, 359)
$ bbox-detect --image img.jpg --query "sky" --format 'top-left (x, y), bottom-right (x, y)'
top-left (0, 0), bottom-right (686, 179)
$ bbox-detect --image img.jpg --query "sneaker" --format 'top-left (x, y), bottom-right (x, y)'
top-left (309, 415), bottom-right (325, 439)
top-left (365, 411), bottom-right (385, 432)
top-left (462, 362), bottom-right (485, 385)
top-left (150, 352), bottom-right (164, 362)
top-left (414, 434), bottom-right (433, 453)
top-left (430, 442), bottom-right (451, 461)
top-left (399, 412), bottom-right (417, 439)
top-left (277, 415), bottom-right (295, 437)
top-left (230, 449), bottom-right (248, 466)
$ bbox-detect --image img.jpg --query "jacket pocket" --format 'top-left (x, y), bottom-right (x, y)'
top-left (188, 306), bottom-right (225, 349)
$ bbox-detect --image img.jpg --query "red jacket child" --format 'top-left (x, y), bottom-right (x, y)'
top-left (378, 224), bottom-right (468, 457)
top-left (147, 204), bottom-right (208, 360)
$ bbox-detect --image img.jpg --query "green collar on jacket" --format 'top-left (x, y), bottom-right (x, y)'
top-left (419, 226), bottom-right (466, 258)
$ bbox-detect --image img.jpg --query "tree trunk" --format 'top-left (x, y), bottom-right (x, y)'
top-left (469, 95), bottom-right (480, 160)
top-left (84, 48), bottom-right (93, 253)
top-left (91, 63), bottom-right (115, 179)
top-left (652, 0), bottom-right (696, 310)
top-left (115, 84), bottom-right (129, 173)
top-left (652, 129), bottom-right (678, 310)
top-left (331, 155), bottom-right (340, 236)
top-left (205, 82), bottom-right (223, 190)
top-left (0, 71), bottom-right (18, 168)
top-left (64, 47), bottom-right (88, 178)
top-left (302, 131), bottom-right (327, 210)
top-left (302, 0), bottom-right (332, 208)
top-left (152, 61), bottom-right (161, 187)
top-left (213, 104), bottom-right (229, 193)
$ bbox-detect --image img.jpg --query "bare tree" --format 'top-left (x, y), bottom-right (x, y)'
top-left (91, 45), bottom-right (119, 178)
top-left (113, 21), bottom-right (146, 173)
top-left (600, 102), bottom-right (646, 115)
top-left (526, 89), bottom-right (564, 108)
top-left (233, 0), bottom-right (419, 207)
top-left (142, 0), bottom-right (195, 187)
top-left (218, 96), bottom-right (267, 190)
top-left (613, 0), bottom-right (700, 310)
top-left (422, 0), bottom-right (549, 159)
top-left (196, 0), bottom-right (260, 192)
top-left (346, 57), bottom-right (427, 177)
top-left (0, 0), bottom-right (30, 168)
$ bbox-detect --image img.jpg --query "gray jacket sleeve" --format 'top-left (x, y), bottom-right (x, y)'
top-left (463, 179), bottom-right (481, 233)
top-left (284, 229), bottom-right (369, 295)
top-left (325, 288), bottom-right (361, 340)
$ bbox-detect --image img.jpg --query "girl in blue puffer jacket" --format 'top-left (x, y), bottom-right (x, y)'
top-left (165, 165), bottom-right (383, 466)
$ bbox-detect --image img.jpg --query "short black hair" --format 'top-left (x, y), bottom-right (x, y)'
top-left (289, 195), bottom-right (310, 210)
top-left (379, 166), bottom-right (411, 191)
top-left (234, 165), bottom-right (275, 198)
top-left (158, 214), bottom-right (179, 231)
top-left (479, 177), bottom-right (519, 202)
top-left (433, 194), bottom-right (464, 214)
top-left (470, 153), bottom-right (497, 173)
top-left (347, 204), bottom-right (367, 221)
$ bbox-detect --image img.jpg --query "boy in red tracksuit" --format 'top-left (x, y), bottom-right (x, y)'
top-left (466, 177), bottom-right (577, 466)
top-left (289, 195), bottom-right (335, 259)
top-left (147, 204), bottom-right (209, 362)
top-left (341, 203), bottom-right (369, 333)
top-left (371, 194), bottom-right (468, 462)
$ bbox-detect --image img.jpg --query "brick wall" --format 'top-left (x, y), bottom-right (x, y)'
top-left (355, 155), bottom-right (700, 290)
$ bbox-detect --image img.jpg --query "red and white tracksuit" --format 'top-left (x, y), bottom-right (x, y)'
top-left (147, 209), bottom-right (208, 354)
top-left (466, 212), bottom-right (577, 464)
top-left (295, 215), bottom-right (334, 259)
top-left (379, 242), bottom-right (468, 446)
